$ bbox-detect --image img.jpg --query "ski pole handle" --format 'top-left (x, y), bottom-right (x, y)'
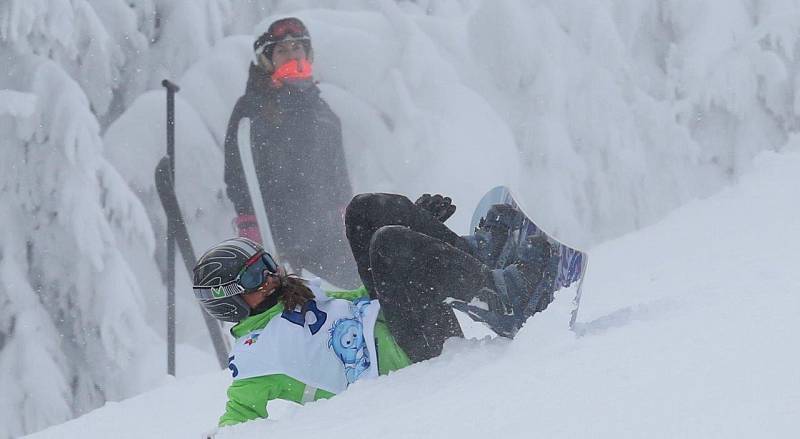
top-left (162, 80), bottom-right (179, 175)
top-left (161, 79), bottom-right (180, 93)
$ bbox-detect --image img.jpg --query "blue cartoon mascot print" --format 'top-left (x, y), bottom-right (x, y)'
top-left (328, 298), bottom-right (371, 384)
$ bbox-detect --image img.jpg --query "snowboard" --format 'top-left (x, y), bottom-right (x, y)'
top-left (456, 186), bottom-right (588, 335)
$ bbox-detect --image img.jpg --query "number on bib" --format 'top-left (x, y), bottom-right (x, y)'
top-left (281, 300), bottom-right (328, 335)
top-left (228, 355), bottom-right (238, 378)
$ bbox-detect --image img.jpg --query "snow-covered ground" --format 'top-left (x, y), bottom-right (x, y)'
top-left (26, 147), bottom-right (800, 438)
top-left (7, 2), bottom-right (800, 437)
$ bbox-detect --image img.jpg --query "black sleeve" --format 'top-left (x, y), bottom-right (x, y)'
top-left (224, 96), bottom-right (255, 216)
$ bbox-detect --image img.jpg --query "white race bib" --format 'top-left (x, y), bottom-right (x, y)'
top-left (228, 279), bottom-right (380, 394)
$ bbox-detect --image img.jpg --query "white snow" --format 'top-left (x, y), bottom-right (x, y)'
top-left (5, 1), bottom-right (800, 437)
top-left (25, 147), bottom-right (800, 438)
top-left (0, 90), bottom-right (36, 118)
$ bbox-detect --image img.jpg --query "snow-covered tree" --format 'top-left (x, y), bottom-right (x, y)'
top-left (0, 39), bottom-right (158, 439)
top-left (6, 1), bottom-right (800, 437)
top-left (0, 1), bottom-right (179, 437)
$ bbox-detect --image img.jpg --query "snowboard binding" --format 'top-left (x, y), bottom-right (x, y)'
top-left (453, 235), bottom-right (559, 338)
top-left (464, 204), bottom-right (525, 268)
top-left (453, 188), bottom-right (586, 338)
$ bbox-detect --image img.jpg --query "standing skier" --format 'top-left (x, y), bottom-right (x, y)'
top-left (223, 17), bottom-right (358, 288)
top-left (194, 194), bottom-right (556, 428)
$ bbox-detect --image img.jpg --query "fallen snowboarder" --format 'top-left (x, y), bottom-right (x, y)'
top-left (193, 193), bottom-right (557, 427)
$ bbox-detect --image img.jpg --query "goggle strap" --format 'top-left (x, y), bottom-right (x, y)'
top-left (254, 35), bottom-right (310, 55)
top-left (243, 252), bottom-right (263, 269)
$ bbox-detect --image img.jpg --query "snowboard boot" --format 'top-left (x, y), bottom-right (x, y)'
top-left (451, 235), bottom-right (555, 338)
top-left (461, 203), bottom-right (526, 267)
top-left (517, 235), bottom-right (560, 315)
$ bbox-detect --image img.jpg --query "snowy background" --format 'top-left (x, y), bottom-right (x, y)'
top-left (2, 0), bottom-right (799, 438)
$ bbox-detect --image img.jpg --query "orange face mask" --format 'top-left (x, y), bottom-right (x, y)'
top-left (271, 59), bottom-right (313, 87)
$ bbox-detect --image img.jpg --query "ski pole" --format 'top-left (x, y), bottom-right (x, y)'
top-left (154, 158), bottom-right (230, 369)
top-left (162, 79), bottom-right (179, 376)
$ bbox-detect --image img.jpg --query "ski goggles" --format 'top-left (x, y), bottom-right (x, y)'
top-left (268, 19), bottom-right (308, 42)
top-left (193, 251), bottom-right (279, 300)
top-left (255, 20), bottom-right (309, 55)
top-left (253, 36), bottom-right (309, 68)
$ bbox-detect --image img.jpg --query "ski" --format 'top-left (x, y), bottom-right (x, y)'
top-left (155, 156), bottom-right (230, 368)
top-left (237, 118), bottom-right (279, 257)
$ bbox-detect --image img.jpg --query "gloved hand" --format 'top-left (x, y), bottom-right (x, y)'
top-left (414, 193), bottom-right (456, 223)
top-left (234, 214), bottom-right (263, 244)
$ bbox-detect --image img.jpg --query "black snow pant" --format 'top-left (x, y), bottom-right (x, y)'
top-left (345, 193), bottom-right (494, 363)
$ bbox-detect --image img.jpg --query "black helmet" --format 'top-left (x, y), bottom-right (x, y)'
top-left (192, 237), bottom-right (278, 323)
top-left (253, 17), bottom-right (313, 71)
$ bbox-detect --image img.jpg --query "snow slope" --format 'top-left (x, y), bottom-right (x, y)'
top-left (26, 147), bottom-right (800, 438)
top-left (9, 3), bottom-right (800, 436)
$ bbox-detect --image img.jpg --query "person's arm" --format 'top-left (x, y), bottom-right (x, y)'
top-left (219, 374), bottom-right (334, 427)
top-left (325, 285), bottom-right (369, 301)
top-left (224, 96), bottom-right (265, 242)
top-left (218, 375), bottom-right (279, 426)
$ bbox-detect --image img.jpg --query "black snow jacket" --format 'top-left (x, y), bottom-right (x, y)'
top-left (224, 65), bottom-right (358, 287)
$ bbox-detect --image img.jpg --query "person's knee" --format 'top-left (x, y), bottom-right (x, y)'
top-left (345, 193), bottom-right (413, 228)
top-left (369, 225), bottom-right (415, 263)
top-left (345, 193), bottom-right (374, 228)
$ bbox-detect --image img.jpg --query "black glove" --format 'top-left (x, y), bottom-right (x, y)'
top-left (415, 193), bottom-right (456, 223)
